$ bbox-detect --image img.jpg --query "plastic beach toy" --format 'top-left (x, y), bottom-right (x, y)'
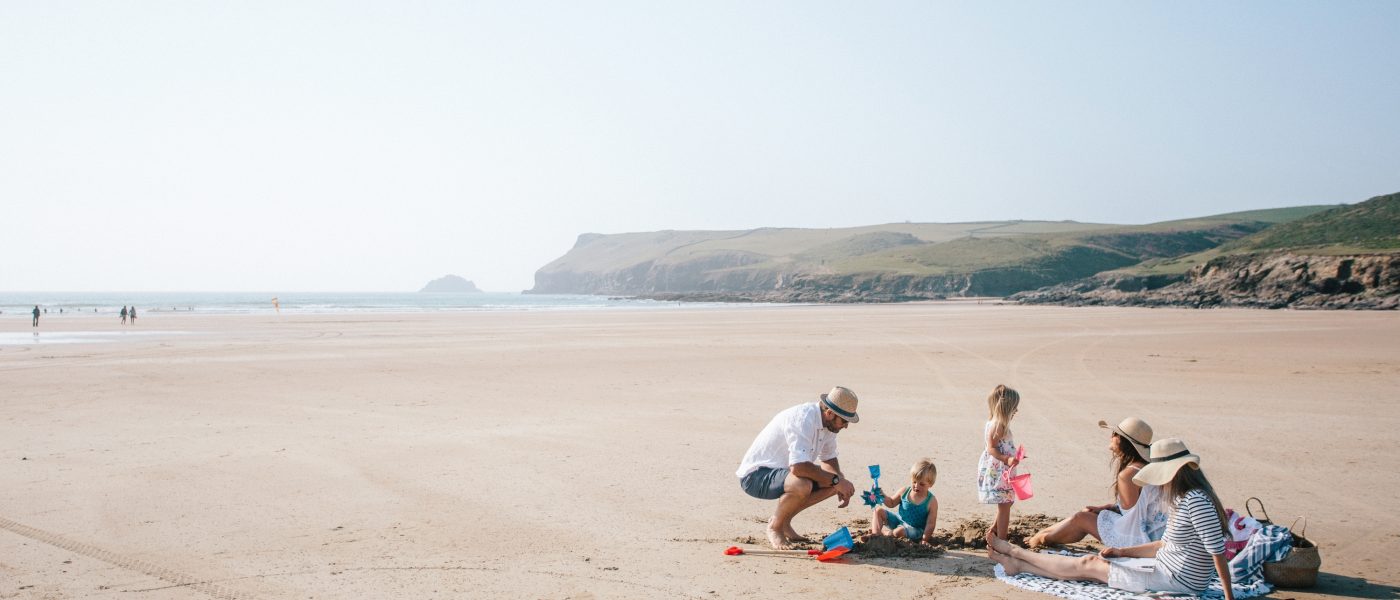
top-left (1005, 472), bottom-right (1034, 500)
top-left (1002, 445), bottom-right (1033, 500)
top-left (724, 526), bottom-right (854, 562)
top-left (823, 526), bottom-right (854, 552)
top-left (724, 547), bottom-right (823, 557)
top-left (860, 464), bottom-right (884, 507)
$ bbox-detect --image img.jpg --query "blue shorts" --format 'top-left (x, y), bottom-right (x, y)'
top-left (885, 511), bottom-right (925, 540)
top-left (740, 467), bottom-right (816, 500)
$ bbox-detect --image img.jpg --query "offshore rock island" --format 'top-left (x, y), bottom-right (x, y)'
top-left (419, 274), bottom-right (482, 293)
top-left (528, 192), bottom-right (1400, 309)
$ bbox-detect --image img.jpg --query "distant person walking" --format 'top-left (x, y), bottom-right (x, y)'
top-left (32, 305), bottom-right (41, 327)
top-left (120, 306), bottom-right (128, 324)
top-left (130, 306), bottom-right (137, 324)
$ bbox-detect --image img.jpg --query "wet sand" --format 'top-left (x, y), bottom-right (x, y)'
top-left (2, 304), bottom-right (1396, 599)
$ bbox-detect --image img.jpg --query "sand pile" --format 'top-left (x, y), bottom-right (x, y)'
top-left (842, 514), bottom-right (1062, 557)
top-left (925, 513), bottom-right (1061, 549)
top-left (852, 533), bottom-right (946, 558)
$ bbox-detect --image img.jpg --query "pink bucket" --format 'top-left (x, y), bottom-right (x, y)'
top-left (1003, 445), bottom-right (1032, 500)
top-left (1006, 472), bottom-right (1033, 500)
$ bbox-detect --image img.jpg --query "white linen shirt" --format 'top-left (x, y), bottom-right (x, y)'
top-left (736, 402), bottom-right (839, 478)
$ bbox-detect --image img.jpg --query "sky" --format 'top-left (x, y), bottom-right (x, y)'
top-left (2, 2), bottom-right (1398, 292)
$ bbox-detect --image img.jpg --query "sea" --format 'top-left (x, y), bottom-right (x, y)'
top-left (0, 291), bottom-right (737, 319)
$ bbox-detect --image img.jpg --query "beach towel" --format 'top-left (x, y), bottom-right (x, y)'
top-left (993, 550), bottom-right (1276, 600)
top-left (1228, 523), bottom-right (1293, 582)
top-left (1223, 509), bottom-right (1263, 560)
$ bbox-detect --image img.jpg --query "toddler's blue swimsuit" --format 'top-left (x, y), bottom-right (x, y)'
top-left (886, 487), bottom-right (933, 540)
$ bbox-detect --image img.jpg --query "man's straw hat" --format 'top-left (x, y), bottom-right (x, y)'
top-left (1099, 417), bottom-right (1153, 457)
top-left (819, 386), bottom-right (860, 424)
top-left (1132, 438), bottom-right (1201, 487)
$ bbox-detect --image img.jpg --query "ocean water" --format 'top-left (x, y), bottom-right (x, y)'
top-left (0, 291), bottom-right (718, 318)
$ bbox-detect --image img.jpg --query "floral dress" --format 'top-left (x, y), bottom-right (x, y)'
top-left (977, 420), bottom-right (1016, 504)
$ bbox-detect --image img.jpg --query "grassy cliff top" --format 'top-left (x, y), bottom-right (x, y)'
top-left (544, 221), bottom-right (1122, 272)
top-left (1225, 192), bottom-right (1400, 252)
top-left (540, 205), bottom-right (1336, 278)
top-left (1120, 193), bottom-right (1399, 275)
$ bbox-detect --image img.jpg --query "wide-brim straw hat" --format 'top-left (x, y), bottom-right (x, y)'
top-left (1099, 417), bottom-right (1153, 457)
top-left (1132, 438), bottom-right (1201, 486)
top-left (819, 386), bottom-right (860, 423)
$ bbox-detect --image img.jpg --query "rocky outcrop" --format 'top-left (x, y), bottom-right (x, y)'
top-left (419, 275), bottom-right (481, 293)
top-left (1012, 253), bottom-right (1400, 309)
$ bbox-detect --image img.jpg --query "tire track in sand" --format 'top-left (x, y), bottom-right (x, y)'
top-left (0, 515), bottom-right (260, 600)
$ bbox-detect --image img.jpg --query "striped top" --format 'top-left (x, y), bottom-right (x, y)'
top-left (1157, 489), bottom-right (1228, 591)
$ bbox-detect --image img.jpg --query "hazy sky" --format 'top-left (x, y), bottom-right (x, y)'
top-left (3, 2), bottom-right (1397, 292)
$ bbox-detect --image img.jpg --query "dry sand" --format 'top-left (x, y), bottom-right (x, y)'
top-left (2, 303), bottom-right (1397, 599)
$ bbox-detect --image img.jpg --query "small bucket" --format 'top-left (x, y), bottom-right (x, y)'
top-left (822, 526), bottom-right (854, 551)
top-left (1005, 472), bottom-right (1034, 500)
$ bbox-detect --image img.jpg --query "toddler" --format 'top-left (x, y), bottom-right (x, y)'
top-left (870, 458), bottom-right (939, 543)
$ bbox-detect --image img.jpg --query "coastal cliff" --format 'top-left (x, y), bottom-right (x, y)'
top-left (1011, 252), bottom-right (1400, 309)
top-left (527, 193), bottom-right (1397, 309)
top-left (1013, 192), bottom-right (1400, 309)
top-left (528, 219), bottom-right (1288, 301)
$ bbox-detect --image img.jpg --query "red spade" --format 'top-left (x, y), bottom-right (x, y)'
top-left (723, 546), bottom-right (851, 561)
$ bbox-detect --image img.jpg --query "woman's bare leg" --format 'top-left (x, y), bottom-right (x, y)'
top-left (986, 532), bottom-right (1109, 583)
top-left (1028, 510), bottom-right (1101, 548)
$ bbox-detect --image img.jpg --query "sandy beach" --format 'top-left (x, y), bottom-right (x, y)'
top-left (2, 304), bottom-right (1397, 599)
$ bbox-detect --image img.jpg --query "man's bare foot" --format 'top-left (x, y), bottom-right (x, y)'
top-left (767, 517), bottom-right (804, 546)
top-left (766, 526), bottom-right (794, 550)
top-left (780, 523), bottom-right (809, 543)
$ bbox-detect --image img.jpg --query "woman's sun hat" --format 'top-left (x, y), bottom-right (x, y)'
top-left (820, 386), bottom-right (860, 423)
top-left (1132, 438), bottom-right (1201, 486)
top-left (1099, 417), bottom-right (1153, 457)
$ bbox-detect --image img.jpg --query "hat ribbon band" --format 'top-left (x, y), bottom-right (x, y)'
top-left (1151, 449), bottom-right (1192, 463)
top-left (822, 397), bottom-right (856, 420)
top-left (1119, 429), bottom-right (1148, 448)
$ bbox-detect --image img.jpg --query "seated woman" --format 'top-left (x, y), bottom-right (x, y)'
top-left (1027, 417), bottom-right (1168, 548)
top-left (987, 438), bottom-right (1235, 600)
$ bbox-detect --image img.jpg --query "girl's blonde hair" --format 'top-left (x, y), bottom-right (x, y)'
top-left (987, 384), bottom-right (1020, 441)
top-left (910, 458), bottom-right (937, 485)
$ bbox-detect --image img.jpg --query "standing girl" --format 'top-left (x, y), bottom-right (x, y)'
top-left (977, 384), bottom-right (1020, 540)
